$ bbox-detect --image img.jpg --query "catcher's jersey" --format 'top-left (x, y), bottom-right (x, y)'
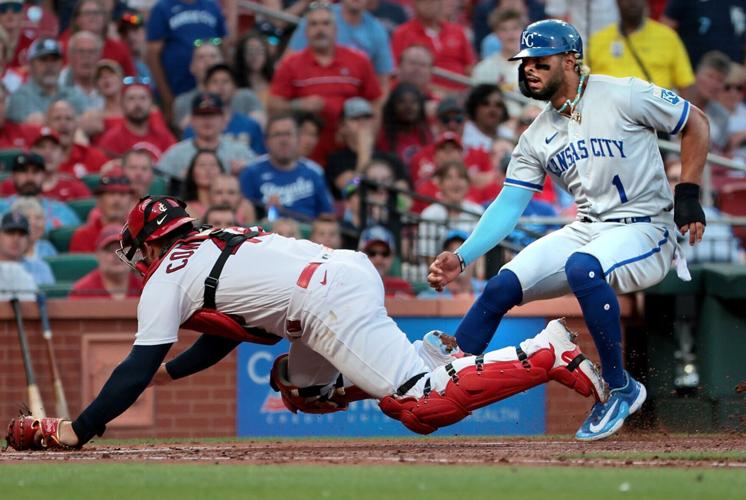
top-left (134, 231), bottom-right (332, 346)
top-left (505, 75), bottom-right (690, 220)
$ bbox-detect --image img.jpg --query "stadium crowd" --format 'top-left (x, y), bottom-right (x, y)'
top-left (0, 0), bottom-right (744, 300)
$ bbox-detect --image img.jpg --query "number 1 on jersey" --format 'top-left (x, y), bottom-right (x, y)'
top-left (612, 174), bottom-right (628, 203)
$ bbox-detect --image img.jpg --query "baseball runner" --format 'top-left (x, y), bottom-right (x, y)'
top-left (6, 195), bottom-right (606, 450)
top-left (428, 20), bottom-right (710, 441)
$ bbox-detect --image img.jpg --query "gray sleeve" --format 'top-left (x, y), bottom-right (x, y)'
top-left (173, 93), bottom-right (192, 129)
top-left (157, 143), bottom-right (192, 180)
top-left (623, 78), bottom-right (691, 135)
top-left (6, 87), bottom-right (34, 122)
top-left (232, 89), bottom-right (263, 115)
top-left (504, 133), bottom-right (546, 192)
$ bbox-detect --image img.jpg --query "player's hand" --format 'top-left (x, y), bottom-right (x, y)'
top-left (427, 252), bottom-right (462, 291)
top-left (680, 221), bottom-right (705, 246)
top-left (149, 363), bottom-right (172, 386)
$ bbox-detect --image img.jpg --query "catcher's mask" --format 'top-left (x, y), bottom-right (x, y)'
top-left (116, 195), bottom-right (195, 275)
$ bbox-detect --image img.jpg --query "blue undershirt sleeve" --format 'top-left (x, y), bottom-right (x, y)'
top-left (455, 185), bottom-right (534, 266)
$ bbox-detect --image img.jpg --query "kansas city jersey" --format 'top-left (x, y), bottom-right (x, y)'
top-left (505, 75), bottom-right (690, 220)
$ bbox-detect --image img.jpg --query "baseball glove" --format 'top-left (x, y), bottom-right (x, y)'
top-left (5, 410), bottom-right (75, 451)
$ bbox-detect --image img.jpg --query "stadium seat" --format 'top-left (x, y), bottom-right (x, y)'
top-left (39, 281), bottom-right (74, 299)
top-left (68, 198), bottom-right (96, 221)
top-left (44, 254), bottom-right (97, 282)
top-left (0, 148), bottom-right (22, 171)
top-left (718, 182), bottom-right (746, 247)
top-left (81, 174), bottom-right (100, 192)
top-left (47, 226), bottom-right (78, 253)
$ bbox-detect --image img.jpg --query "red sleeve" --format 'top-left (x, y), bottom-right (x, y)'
top-left (359, 55), bottom-right (382, 101)
top-left (97, 128), bottom-right (124, 158)
top-left (269, 56), bottom-right (297, 99)
top-left (84, 147), bottom-right (109, 172)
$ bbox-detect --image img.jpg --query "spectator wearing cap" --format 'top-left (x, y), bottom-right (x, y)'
top-left (418, 161), bottom-right (484, 260)
top-left (146, 0), bottom-right (227, 121)
top-left (10, 197), bottom-right (57, 259)
top-left (70, 224), bottom-right (143, 299)
top-left (117, 10), bottom-right (151, 81)
top-left (207, 173), bottom-right (256, 225)
top-left (0, 153), bottom-right (81, 231)
top-left (0, 212), bottom-right (41, 299)
top-left (409, 97), bottom-right (498, 209)
top-left (47, 100), bottom-right (108, 178)
top-left (0, 211), bottom-right (55, 286)
top-left (288, 0), bottom-right (394, 94)
top-left (202, 204), bottom-right (237, 229)
top-left (27, 126), bottom-right (92, 202)
top-left (240, 113), bottom-right (334, 220)
top-left (61, 0), bottom-right (136, 77)
top-left (6, 37), bottom-right (92, 124)
top-left (97, 78), bottom-right (176, 160)
top-left (0, 83), bottom-right (43, 149)
top-left (269, 2), bottom-right (382, 165)
top-left (391, 0), bottom-right (476, 92)
top-left (359, 225), bottom-right (414, 297)
top-left (182, 63), bottom-right (265, 155)
top-left (417, 229), bottom-right (485, 298)
top-left (0, 0), bottom-right (35, 70)
top-left (69, 169), bottom-right (134, 252)
top-left (326, 97), bottom-right (409, 200)
top-left (158, 92), bottom-right (255, 180)
top-left (60, 30), bottom-right (105, 106)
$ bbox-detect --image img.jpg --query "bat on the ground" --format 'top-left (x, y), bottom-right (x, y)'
top-left (10, 297), bottom-right (46, 418)
top-left (37, 293), bottom-right (70, 419)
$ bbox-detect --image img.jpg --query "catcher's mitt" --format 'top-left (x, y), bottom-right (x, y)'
top-left (5, 410), bottom-right (75, 451)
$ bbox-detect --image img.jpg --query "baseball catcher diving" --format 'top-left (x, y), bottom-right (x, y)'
top-left (428, 19), bottom-right (709, 441)
top-left (7, 195), bottom-right (607, 450)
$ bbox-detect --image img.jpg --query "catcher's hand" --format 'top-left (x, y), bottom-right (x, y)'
top-left (5, 411), bottom-right (75, 451)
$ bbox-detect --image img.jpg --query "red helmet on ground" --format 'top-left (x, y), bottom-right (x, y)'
top-left (117, 196), bottom-right (195, 274)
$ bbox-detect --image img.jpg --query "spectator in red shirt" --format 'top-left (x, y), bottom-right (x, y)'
top-left (268, 2), bottom-right (382, 165)
top-left (0, 83), bottom-right (39, 150)
top-left (409, 97), bottom-right (500, 208)
top-left (46, 100), bottom-right (108, 178)
top-left (28, 127), bottom-right (92, 202)
top-left (377, 82), bottom-right (432, 166)
top-left (97, 80), bottom-right (176, 160)
top-left (1, 0), bottom-right (34, 69)
top-left (69, 169), bottom-right (134, 252)
top-left (359, 225), bottom-right (414, 297)
top-left (391, 0), bottom-right (476, 91)
top-left (61, 0), bottom-right (136, 77)
top-left (70, 224), bottom-right (144, 299)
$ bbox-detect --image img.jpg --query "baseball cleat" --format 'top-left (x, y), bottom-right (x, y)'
top-left (528, 318), bottom-right (609, 403)
top-left (418, 330), bottom-right (463, 369)
top-left (575, 370), bottom-right (647, 441)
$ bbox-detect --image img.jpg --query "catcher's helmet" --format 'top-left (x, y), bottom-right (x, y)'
top-left (118, 196), bottom-right (195, 273)
top-left (509, 19), bottom-right (583, 61)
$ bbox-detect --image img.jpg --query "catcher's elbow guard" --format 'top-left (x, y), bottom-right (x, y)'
top-left (269, 354), bottom-right (371, 414)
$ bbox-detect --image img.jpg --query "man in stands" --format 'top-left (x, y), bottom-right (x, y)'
top-left (69, 169), bottom-right (134, 252)
top-left (359, 225), bottom-right (414, 297)
top-left (47, 100), bottom-right (108, 178)
top-left (28, 127), bottom-right (91, 202)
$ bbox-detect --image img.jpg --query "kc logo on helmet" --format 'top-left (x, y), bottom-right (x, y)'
top-left (522, 32), bottom-right (537, 48)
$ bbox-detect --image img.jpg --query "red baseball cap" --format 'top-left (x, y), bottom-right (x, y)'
top-left (434, 131), bottom-right (463, 150)
top-left (30, 126), bottom-right (60, 147)
top-left (95, 167), bottom-right (134, 195)
top-left (96, 224), bottom-right (123, 250)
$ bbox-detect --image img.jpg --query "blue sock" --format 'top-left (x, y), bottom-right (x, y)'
top-left (565, 252), bottom-right (625, 389)
top-left (455, 269), bottom-right (523, 355)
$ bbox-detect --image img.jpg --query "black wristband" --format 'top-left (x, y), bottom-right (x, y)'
top-left (673, 182), bottom-right (706, 228)
top-left (455, 252), bottom-right (466, 273)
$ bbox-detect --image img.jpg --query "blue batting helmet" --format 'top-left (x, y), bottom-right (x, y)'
top-left (509, 19), bottom-right (583, 61)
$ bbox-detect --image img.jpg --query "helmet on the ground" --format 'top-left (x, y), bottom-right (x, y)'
top-left (509, 19), bottom-right (583, 61)
top-left (117, 196), bottom-right (195, 273)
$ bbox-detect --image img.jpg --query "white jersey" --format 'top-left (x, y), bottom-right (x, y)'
top-left (506, 75), bottom-right (690, 221)
top-left (134, 231), bottom-right (332, 346)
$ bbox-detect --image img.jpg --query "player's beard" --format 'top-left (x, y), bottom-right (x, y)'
top-left (529, 71), bottom-right (564, 101)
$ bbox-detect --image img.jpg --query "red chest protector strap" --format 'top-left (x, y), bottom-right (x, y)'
top-left (180, 227), bottom-right (281, 346)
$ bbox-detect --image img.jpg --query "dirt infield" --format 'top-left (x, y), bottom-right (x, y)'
top-left (3, 434), bottom-right (745, 468)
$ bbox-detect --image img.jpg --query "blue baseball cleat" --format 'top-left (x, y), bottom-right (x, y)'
top-left (575, 370), bottom-right (646, 441)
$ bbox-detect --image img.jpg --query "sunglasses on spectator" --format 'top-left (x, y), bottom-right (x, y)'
top-left (439, 114), bottom-right (464, 124)
top-left (725, 84), bottom-right (745, 92)
top-left (365, 248), bottom-right (391, 258)
top-left (194, 38), bottom-right (222, 48)
top-left (308, 1), bottom-right (333, 11)
top-left (0, 2), bottom-right (22, 14)
top-left (120, 12), bottom-right (143, 27)
top-left (123, 76), bottom-right (151, 86)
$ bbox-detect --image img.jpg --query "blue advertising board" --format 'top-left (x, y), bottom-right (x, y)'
top-left (237, 316), bottom-right (547, 437)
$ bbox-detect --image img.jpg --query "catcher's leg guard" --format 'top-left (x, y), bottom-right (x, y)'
top-left (269, 354), bottom-right (371, 414)
top-left (379, 319), bottom-right (608, 434)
